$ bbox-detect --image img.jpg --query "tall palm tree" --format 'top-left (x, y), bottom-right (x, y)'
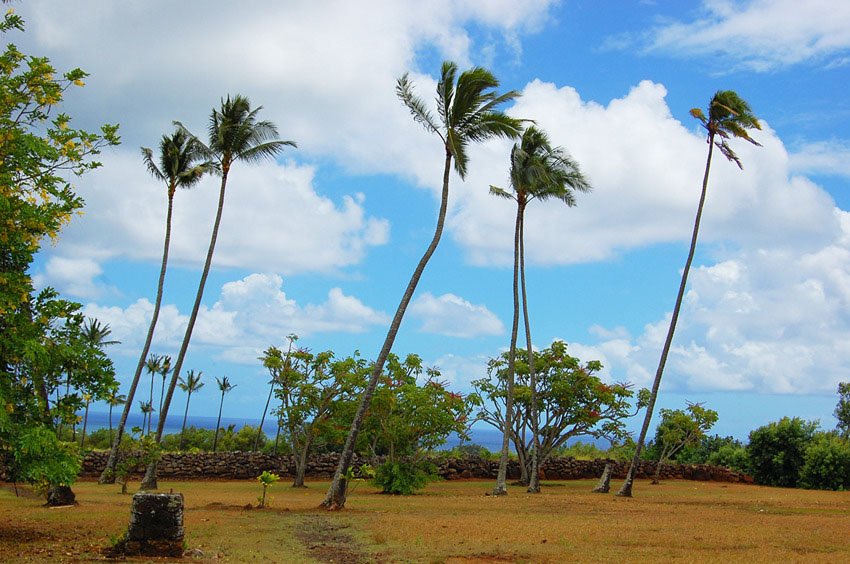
top-left (490, 126), bottom-right (590, 494)
top-left (100, 130), bottom-right (206, 484)
top-left (322, 61), bottom-right (522, 510)
top-left (157, 355), bottom-right (172, 418)
top-left (177, 369), bottom-right (204, 450)
top-left (142, 95), bottom-right (295, 490)
top-left (212, 376), bottom-right (236, 453)
top-left (139, 400), bottom-right (154, 435)
top-left (105, 389), bottom-right (126, 444)
top-left (617, 91), bottom-right (760, 497)
top-left (144, 354), bottom-right (161, 435)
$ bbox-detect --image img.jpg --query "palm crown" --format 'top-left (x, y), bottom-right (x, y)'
top-left (396, 61), bottom-right (522, 178)
top-left (141, 129), bottom-right (207, 197)
top-left (690, 90), bottom-right (762, 169)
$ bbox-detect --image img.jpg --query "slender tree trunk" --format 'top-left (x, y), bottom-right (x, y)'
top-left (79, 400), bottom-right (90, 449)
top-left (213, 392), bottom-right (225, 453)
top-left (100, 193), bottom-right (176, 484)
top-left (322, 151), bottom-right (453, 510)
top-left (143, 169), bottom-right (230, 490)
top-left (179, 391), bottom-right (192, 450)
top-left (255, 380), bottom-right (275, 451)
top-left (158, 374), bottom-right (166, 417)
top-left (108, 404), bottom-right (114, 444)
top-left (293, 436), bottom-right (313, 488)
top-left (520, 212), bottom-right (541, 493)
top-left (617, 136), bottom-right (715, 497)
top-left (493, 200), bottom-right (523, 496)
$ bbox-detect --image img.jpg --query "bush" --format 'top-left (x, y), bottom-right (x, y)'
top-left (799, 432), bottom-right (850, 491)
top-left (677, 435), bottom-right (744, 465)
top-left (553, 440), bottom-right (612, 460)
top-left (747, 417), bottom-right (818, 488)
top-left (706, 444), bottom-right (749, 473)
top-left (371, 460), bottom-right (437, 495)
top-left (438, 443), bottom-right (497, 460)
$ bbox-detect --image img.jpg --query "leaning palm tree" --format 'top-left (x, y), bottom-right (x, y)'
top-left (100, 131), bottom-right (206, 484)
top-left (212, 376), bottom-right (236, 453)
top-left (177, 369), bottom-right (204, 450)
top-left (141, 95), bottom-right (295, 490)
top-left (617, 90), bottom-right (760, 497)
top-left (322, 61), bottom-right (522, 510)
top-left (490, 126), bottom-right (590, 494)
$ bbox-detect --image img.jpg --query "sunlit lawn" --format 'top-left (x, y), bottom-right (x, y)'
top-left (2, 478), bottom-right (850, 562)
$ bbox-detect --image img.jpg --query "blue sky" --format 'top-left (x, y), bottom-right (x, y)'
top-left (17, 0), bottom-right (850, 440)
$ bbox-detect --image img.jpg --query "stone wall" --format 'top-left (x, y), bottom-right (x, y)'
top-left (78, 451), bottom-right (751, 483)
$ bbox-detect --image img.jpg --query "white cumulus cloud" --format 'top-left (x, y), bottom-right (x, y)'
top-left (410, 292), bottom-right (505, 338)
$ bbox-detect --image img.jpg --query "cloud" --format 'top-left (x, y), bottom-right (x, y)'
top-left (641, 0), bottom-right (850, 71)
top-left (83, 273), bottom-right (389, 364)
top-left (448, 79), bottom-right (838, 267)
top-left (410, 292), bottom-right (505, 338)
top-left (428, 352), bottom-right (493, 391)
top-left (789, 140), bottom-right (850, 178)
top-left (44, 152), bottom-right (389, 275)
top-left (32, 256), bottom-right (116, 299)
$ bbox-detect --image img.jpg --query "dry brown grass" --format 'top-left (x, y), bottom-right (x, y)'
top-left (2, 478), bottom-right (849, 563)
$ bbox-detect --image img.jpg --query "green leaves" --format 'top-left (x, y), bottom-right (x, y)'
top-left (693, 90), bottom-right (762, 169)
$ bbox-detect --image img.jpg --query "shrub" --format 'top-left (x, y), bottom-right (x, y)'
top-left (706, 444), bottom-right (749, 473)
top-left (747, 417), bottom-right (818, 488)
top-left (372, 460), bottom-right (437, 495)
top-left (677, 435), bottom-right (744, 465)
top-left (799, 432), bottom-right (850, 491)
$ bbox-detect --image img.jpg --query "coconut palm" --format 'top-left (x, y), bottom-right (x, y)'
top-left (157, 355), bottom-right (172, 417)
top-left (322, 61), bottom-right (522, 510)
top-left (490, 126), bottom-right (590, 494)
top-left (99, 131), bottom-right (206, 483)
top-left (143, 354), bottom-right (161, 435)
top-left (617, 91), bottom-right (761, 497)
top-left (212, 376), bottom-right (236, 453)
top-left (141, 95), bottom-right (295, 490)
top-left (105, 389), bottom-right (126, 444)
top-left (177, 369), bottom-right (204, 450)
top-left (78, 393), bottom-right (92, 449)
top-left (139, 400), bottom-right (154, 435)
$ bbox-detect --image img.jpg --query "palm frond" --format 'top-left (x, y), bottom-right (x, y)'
top-left (396, 73), bottom-right (441, 138)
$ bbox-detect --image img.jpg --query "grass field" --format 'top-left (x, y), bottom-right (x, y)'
top-left (2, 478), bottom-right (850, 562)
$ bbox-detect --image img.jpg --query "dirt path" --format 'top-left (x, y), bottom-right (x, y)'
top-left (296, 514), bottom-right (370, 563)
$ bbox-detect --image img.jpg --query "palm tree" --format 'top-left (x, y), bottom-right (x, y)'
top-left (256, 334), bottom-right (297, 451)
top-left (177, 369), bottom-right (204, 450)
top-left (490, 126), bottom-right (590, 494)
top-left (322, 61), bottom-right (522, 510)
top-left (144, 354), bottom-right (161, 435)
top-left (105, 389), bottom-right (126, 444)
top-left (141, 95), bottom-right (295, 490)
top-left (157, 355), bottom-right (172, 418)
top-left (139, 400), bottom-right (154, 435)
top-left (212, 376), bottom-right (236, 453)
top-left (99, 131), bottom-right (206, 484)
top-left (617, 90), bottom-right (760, 497)
top-left (81, 318), bottom-right (120, 347)
top-left (79, 393), bottom-right (92, 449)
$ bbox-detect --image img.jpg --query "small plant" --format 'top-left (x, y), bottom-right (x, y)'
top-left (256, 470), bottom-right (280, 508)
top-left (372, 460), bottom-right (436, 495)
top-left (114, 428), bottom-right (161, 494)
top-left (343, 463), bottom-right (375, 496)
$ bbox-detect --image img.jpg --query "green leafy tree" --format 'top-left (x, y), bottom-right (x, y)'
top-left (650, 403), bottom-right (718, 484)
top-left (489, 126), bottom-right (590, 494)
top-left (619, 91), bottom-right (761, 497)
top-left (256, 334), bottom-right (297, 451)
top-left (101, 131), bottom-right (207, 482)
top-left (142, 95), bottom-right (295, 490)
top-left (747, 417), bottom-right (818, 488)
top-left (363, 354), bottom-right (472, 495)
top-left (323, 61), bottom-right (522, 510)
top-left (177, 369), bottom-right (204, 450)
top-left (212, 376), bottom-right (236, 453)
top-left (834, 382), bottom-right (850, 438)
top-left (265, 344), bottom-right (368, 487)
top-left (0, 11), bottom-right (119, 501)
top-left (799, 432), bottom-right (850, 491)
top-left (472, 340), bottom-right (646, 486)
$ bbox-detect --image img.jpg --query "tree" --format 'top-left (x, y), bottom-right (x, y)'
top-left (256, 334), bottom-right (297, 452)
top-left (142, 353), bottom-right (161, 435)
top-left (139, 400), bottom-right (154, 435)
top-left (618, 91), bottom-right (761, 497)
top-left (834, 382), bottom-right (850, 438)
top-left (472, 340), bottom-right (646, 485)
top-left (157, 355), bottom-right (172, 420)
top-left (799, 431), bottom-right (850, 491)
top-left (105, 389), bottom-right (126, 444)
top-left (264, 345), bottom-right (367, 487)
top-left (141, 95), bottom-right (295, 490)
top-left (177, 369), bottom-right (204, 450)
top-left (322, 60), bottom-right (522, 510)
top-left (0, 11), bottom-right (119, 501)
top-left (489, 126), bottom-right (590, 494)
top-left (650, 403), bottom-right (718, 484)
top-left (212, 376), bottom-right (236, 453)
top-left (747, 417), bottom-right (818, 488)
top-left (100, 130), bottom-right (207, 483)
top-left (78, 393), bottom-right (92, 449)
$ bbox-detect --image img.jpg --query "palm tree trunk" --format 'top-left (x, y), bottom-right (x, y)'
top-left (143, 169), bottom-right (230, 490)
top-left (617, 136), bottom-right (715, 497)
top-left (494, 201), bottom-right (523, 496)
top-left (213, 391), bottom-right (225, 453)
top-left (180, 391), bottom-right (191, 450)
top-left (255, 381), bottom-right (275, 451)
top-left (520, 212), bottom-right (541, 493)
top-left (322, 151), bottom-right (453, 510)
top-left (79, 400), bottom-right (90, 449)
top-left (108, 404), bottom-right (114, 444)
top-left (100, 185), bottom-right (173, 484)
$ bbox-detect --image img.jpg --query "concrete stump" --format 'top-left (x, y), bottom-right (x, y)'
top-left (592, 463), bottom-right (613, 493)
top-left (116, 492), bottom-right (184, 557)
